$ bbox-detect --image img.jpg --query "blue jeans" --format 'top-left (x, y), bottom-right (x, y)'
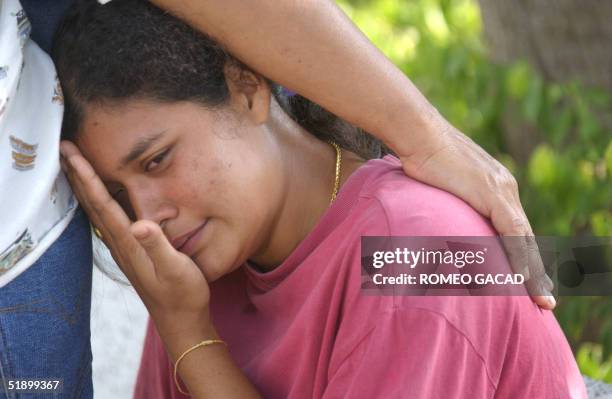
top-left (0, 207), bottom-right (93, 399)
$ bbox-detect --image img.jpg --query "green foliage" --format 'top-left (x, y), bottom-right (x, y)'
top-left (339, 0), bottom-right (612, 381)
top-left (576, 343), bottom-right (612, 382)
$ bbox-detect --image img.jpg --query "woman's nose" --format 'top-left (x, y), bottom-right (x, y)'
top-left (127, 188), bottom-right (175, 224)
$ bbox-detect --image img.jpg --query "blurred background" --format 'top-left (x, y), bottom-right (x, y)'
top-left (337, 0), bottom-right (611, 382)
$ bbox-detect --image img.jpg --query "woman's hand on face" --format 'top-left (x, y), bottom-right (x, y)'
top-left (59, 140), bottom-right (212, 338)
top-left (398, 121), bottom-right (556, 310)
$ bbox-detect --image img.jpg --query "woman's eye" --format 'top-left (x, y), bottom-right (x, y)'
top-left (145, 150), bottom-right (169, 172)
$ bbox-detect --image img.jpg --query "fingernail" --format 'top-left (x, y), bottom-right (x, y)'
top-left (546, 295), bottom-right (556, 308)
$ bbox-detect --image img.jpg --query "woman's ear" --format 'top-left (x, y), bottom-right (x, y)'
top-left (224, 63), bottom-right (271, 125)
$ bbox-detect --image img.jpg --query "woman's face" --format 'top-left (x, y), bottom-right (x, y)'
top-left (76, 98), bottom-right (285, 281)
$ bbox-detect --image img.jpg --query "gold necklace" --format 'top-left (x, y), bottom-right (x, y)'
top-left (329, 140), bottom-right (342, 204)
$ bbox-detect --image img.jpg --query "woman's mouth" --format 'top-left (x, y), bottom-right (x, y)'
top-left (172, 220), bottom-right (208, 256)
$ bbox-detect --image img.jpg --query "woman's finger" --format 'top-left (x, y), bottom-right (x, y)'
top-left (60, 142), bottom-right (180, 296)
top-left (130, 221), bottom-right (211, 319)
top-left (131, 220), bottom-right (195, 282)
top-left (60, 153), bottom-right (141, 285)
top-left (60, 141), bottom-right (147, 280)
top-left (61, 156), bottom-right (105, 227)
top-left (67, 155), bottom-right (131, 230)
top-left (61, 153), bottom-right (114, 247)
top-left (61, 153), bottom-right (124, 245)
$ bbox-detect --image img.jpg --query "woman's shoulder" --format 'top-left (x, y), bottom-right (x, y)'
top-left (351, 155), bottom-right (496, 238)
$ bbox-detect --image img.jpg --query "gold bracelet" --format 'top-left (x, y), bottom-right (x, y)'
top-left (173, 339), bottom-right (227, 395)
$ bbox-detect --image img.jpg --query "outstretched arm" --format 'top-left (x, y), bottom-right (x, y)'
top-left (149, 0), bottom-right (555, 308)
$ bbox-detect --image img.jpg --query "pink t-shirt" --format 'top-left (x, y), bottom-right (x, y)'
top-left (134, 156), bottom-right (586, 399)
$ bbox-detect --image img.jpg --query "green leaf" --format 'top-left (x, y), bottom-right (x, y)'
top-left (576, 99), bottom-right (601, 140)
top-left (550, 106), bottom-right (574, 145)
top-left (591, 211), bottom-right (612, 236)
top-left (505, 61), bottom-right (531, 99)
top-left (605, 140), bottom-right (612, 176)
top-left (527, 145), bottom-right (557, 188)
top-left (523, 75), bottom-right (543, 123)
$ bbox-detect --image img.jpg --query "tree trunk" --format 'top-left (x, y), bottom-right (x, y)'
top-left (478, 0), bottom-right (612, 90)
top-left (477, 0), bottom-right (612, 162)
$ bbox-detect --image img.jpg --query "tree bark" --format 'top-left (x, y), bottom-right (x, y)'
top-left (477, 0), bottom-right (612, 163)
top-left (478, 0), bottom-right (612, 90)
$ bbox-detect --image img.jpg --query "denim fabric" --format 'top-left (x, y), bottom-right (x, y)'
top-left (0, 207), bottom-right (93, 399)
top-left (20, 0), bottom-right (76, 54)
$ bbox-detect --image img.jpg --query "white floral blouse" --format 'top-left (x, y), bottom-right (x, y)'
top-left (0, 0), bottom-right (77, 288)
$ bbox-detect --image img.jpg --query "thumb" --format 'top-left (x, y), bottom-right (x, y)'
top-left (131, 220), bottom-right (186, 279)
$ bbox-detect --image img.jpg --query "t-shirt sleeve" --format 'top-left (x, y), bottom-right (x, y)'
top-left (322, 307), bottom-right (496, 399)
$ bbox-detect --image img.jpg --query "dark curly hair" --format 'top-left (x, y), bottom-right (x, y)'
top-left (52, 0), bottom-right (387, 159)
